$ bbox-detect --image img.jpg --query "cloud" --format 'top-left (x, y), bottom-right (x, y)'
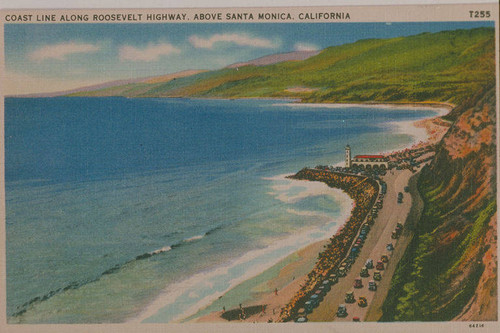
top-left (294, 42), bottom-right (319, 52)
top-left (29, 42), bottom-right (100, 61)
top-left (189, 33), bottom-right (277, 49)
top-left (119, 42), bottom-right (181, 62)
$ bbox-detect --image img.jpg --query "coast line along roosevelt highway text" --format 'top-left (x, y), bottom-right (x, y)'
top-left (3, 11), bottom-right (351, 22)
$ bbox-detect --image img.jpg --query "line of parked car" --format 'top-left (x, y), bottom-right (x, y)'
top-left (295, 180), bottom-right (401, 323)
top-left (295, 222), bottom-right (374, 322)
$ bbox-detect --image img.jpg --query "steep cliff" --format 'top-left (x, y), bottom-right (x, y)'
top-left (381, 84), bottom-right (497, 321)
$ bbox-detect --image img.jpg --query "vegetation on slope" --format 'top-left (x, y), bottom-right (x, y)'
top-left (381, 85), bottom-right (497, 321)
top-left (70, 28), bottom-right (495, 106)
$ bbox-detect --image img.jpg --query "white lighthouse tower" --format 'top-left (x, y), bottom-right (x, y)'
top-left (345, 145), bottom-right (352, 168)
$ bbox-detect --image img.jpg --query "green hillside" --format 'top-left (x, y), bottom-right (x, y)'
top-left (70, 27), bottom-right (495, 105)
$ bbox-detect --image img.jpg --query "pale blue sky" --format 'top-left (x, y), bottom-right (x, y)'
top-left (4, 21), bottom-right (494, 94)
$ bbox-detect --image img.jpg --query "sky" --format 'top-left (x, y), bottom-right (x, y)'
top-left (4, 21), bottom-right (494, 95)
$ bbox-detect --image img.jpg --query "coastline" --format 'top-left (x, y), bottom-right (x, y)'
top-left (187, 238), bottom-right (330, 323)
top-left (5, 97), bottom-right (451, 324)
top-left (187, 103), bottom-right (451, 324)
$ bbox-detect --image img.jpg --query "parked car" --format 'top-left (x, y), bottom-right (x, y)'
top-left (386, 243), bottom-right (394, 251)
top-left (360, 267), bottom-right (370, 278)
top-left (369, 280), bottom-right (377, 291)
top-left (305, 301), bottom-right (313, 313)
top-left (338, 267), bottom-right (347, 277)
top-left (381, 254), bottom-right (389, 263)
top-left (337, 304), bottom-right (348, 317)
top-left (358, 296), bottom-right (368, 307)
top-left (373, 271), bottom-right (382, 281)
top-left (376, 260), bottom-right (385, 270)
top-left (354, 278), bottom-right (363, 288)
top-left (352, 316), bottom-right (360, 322)
top-left (329, 274), bottom-right (338, 284)
top-left (297, 308), bottom-right (307, 316)
top-left (345, 291), bottom-right (355, 303)
top-left (310, 294), bottom-right (319, 307)
top-left (365, 259), bottom-right (374, 269)
top-left (391, 230), bottom-right (399, 239)
top-left (296, 316), bottom-right (308, 323)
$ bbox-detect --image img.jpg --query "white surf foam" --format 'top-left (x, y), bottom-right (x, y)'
top-left (183, 234), bottom-right (205, 243)
top-left (150, 246), bottom-right (172, 255)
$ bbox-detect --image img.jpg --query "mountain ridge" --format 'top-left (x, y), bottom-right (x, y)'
top-left (64, 27), bottom-right (495, 106)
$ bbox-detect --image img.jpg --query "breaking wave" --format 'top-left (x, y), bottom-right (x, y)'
top-left (11, 226), bottom-right (222, 317)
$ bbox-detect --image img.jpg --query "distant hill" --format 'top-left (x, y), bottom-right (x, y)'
top-left (225, 50), bottom-right (320, 68)
top-left (70, 27), bottom-right (495, 106)
top-left (22, 69), bottom-right (206, 98)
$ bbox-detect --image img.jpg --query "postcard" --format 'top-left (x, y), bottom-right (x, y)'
top-left (0, 2), bottom-right (499, 332)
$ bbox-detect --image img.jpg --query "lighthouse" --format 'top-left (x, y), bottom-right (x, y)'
top-left (345, 145), bottom-right (352, 168)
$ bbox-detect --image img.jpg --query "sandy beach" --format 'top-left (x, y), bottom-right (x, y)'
top-left (187, 103), bottom-right (450, 324)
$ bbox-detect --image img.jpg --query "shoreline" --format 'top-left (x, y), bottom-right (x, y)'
top-left (190, 169), bottom-right (380, 324)
top-left (282, 100), bottom-right (454, 113)
top-left (189, 105), bottom-right (451, 324)
top-left (129, 176), bottom-right (353, 324)
top-left (188, 238), bottom-right (330, 323)
top-left (11, 93), bottom-right (455, 113)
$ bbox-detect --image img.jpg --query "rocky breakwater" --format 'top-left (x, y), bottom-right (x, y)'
top-left (279, 168), bottom-right (379, 322)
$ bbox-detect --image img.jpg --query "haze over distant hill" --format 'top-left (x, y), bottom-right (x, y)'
top-left (225, 50), bottom-right (320, 68)
top-left (17, 51), bottom-right (317, 98)
top-left (16, 70), bottom-right (207, 98)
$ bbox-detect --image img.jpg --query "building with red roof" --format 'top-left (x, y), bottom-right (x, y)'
top-left (345, 145), bottom-right (388, 169)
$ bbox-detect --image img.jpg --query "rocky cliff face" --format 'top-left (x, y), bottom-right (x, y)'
top-left (382, 85), bottom-right (497, 321)
top-left (435, 85), bottom-right (497, 321)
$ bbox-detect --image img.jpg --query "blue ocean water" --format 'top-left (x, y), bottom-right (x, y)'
top-left (5, 97), bottom-right (436, 323)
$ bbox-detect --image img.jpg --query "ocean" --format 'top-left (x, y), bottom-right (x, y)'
top-left (4, 97), bottom-right (436, 323)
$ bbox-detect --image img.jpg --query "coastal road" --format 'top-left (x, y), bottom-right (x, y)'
top-left (308, 168), bottom-right (416, 322)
